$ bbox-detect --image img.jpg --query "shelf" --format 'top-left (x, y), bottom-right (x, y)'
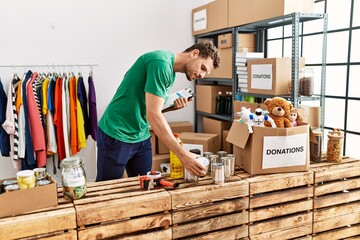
top-left (198, 78), bottom-right (233, 85)
top-left (236, 12), bottom-right (326, 31)
top-left (236, 92), bottom-right (321, 102)
top-left (195, 28), bottom-right (233, 38)
top-left (196, 111), bottom-right (233, 122)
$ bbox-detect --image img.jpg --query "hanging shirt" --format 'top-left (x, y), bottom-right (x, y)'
top-left (43, 77), bottom-right (57, 155)
top-left (77, 76), bottom-right (89, 138)
top-left (76, 76), bottom-right (86, 151)
top-left (54, 77), bottom-right (66, 161)
top-left (27, 72), bottom-right (47, 167)
top-left (88, 75), bottom-right (98, 141)
top-left (0, 78), bottom-right (10, 157)
top-left (62, 76), bottom-right (70, 158)
top-left (17, 77), bottom-right (25, 159)
top-left (69, 76), bottom-right (78, 155)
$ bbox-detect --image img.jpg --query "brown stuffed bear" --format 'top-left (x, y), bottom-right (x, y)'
top-left (264, 97), bottom-right (293, 128)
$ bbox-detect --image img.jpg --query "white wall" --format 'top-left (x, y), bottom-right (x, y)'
top-left (0, 0), bottom-right (210, 181)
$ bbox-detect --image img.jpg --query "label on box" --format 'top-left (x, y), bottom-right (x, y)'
top-left (250, 64), bottom-right (273, 90)
top-left (193, 9), bottom-right (207, 31)
top-left (262, 133), bottom-right (307, 169)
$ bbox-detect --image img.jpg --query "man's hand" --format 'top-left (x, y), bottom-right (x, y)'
top-left (181, 151), bottom-right (206, 176)
top-left (172, 96), bottom-right (193, 110)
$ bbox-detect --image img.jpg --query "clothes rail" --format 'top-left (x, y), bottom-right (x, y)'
top-left (0, 64), bottom-right (98, 68)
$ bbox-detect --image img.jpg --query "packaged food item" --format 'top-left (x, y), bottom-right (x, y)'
top-left (1, 179), bottom-right (18, 193)
top-left (170, 133), bottom-right (184, 179)
top-left (61, 157), bottom-right (87, 200)
top-left (221, 157), bottom-right (232, 179)
top-left (212, 163), bottom-right (224, 185)
top-left (310, 129), bottom-right (323, 162)
top-left (16, 170), bottom-right (36, 190)
top-left (4, 184), bottom-right (19, 192)
top-left (36, 179), bottom-right (51, 187)
top-left (299, 68), bottom-right (314, 96)
top-left (326, 128), bottom-right (344, 163)
top-left (227, 154), bottom-right (236, 176)
top-left (33, 168), bottom-right (47, 181)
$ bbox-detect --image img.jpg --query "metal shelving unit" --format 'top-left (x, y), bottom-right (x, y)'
top-left (194, 12), bottom-right (328, 131)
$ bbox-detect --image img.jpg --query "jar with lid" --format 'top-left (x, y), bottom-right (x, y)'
top-left (61, 157), bottom-right (87, 200)
top-left (16, 170), bottom-right (36, 190)
top-left (326, 128), bottom-right (344, 163)
top-left (299, 68), bottom-right (314, 96)
top-left (310, 128), bottom-right (323, 162)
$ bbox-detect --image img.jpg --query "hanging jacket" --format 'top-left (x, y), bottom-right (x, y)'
top-left (0, 78), bottom-right (10, 156)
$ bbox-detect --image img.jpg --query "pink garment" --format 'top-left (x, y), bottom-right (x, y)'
top-left (26, 72), bottom-right (47, 167)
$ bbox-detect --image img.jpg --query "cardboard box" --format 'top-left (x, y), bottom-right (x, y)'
top-left (156, 121), bottom-right (193, 154)
top-left (0, 175), bottom-right (58, 218)
top-left (192, 0), bottom-right (229, 35)
top-left (229, 0), bottom-right (315, 27)
top-left (226, 121), bottom-right (311, 174)
top-left (206, 48), bottom-right (233, 78)
top-left (196, 85), bottom-right (232, 114)
top-left (152, 154), bottom-right (170, 172)
top-left (218, 33), bottom-right (256, 49)
top-left (179, 132), bottom-right (220, 153)
top-left (247, 57), bottom-right (305, 96)
top-left (222, 130), bottom-right (233, 153)
top-left (202, 117), bottom-right (232, 150)
top-left (299, 105), bottom-right (321, 128)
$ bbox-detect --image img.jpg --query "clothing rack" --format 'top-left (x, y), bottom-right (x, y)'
top-left (0, 64), bottom-right (98, 68)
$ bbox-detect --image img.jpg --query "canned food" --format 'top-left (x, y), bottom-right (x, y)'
top-left (1, 179), bottom-right (18, 193)
top-left (34, 168), bottom-right (47, 180)
top-left (227, 154), bottom-right (236, 176)
top-left (221, 157), bottom-right (231, 179)
top-left (217, 151), bottom-right (228, 158)
top-left (17, 170), bottom-right (36, 190)
top-left (36, 180), bottom-right (51, 186)
top-left (4, 184), bottom-right (19, 192)
top-left (212, 163), bottom-right (224, 185)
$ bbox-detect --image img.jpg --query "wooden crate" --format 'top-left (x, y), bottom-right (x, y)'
top-left (311, 158), bottom-right (360, 239)
top-left (0, 188), bottom-right (76, 240)
top-left (238, 170), bottom-right (314, 240)
top-left (169, 175), bottom-right (249, 239)
top-left (73, 176), bottom-right (172, 240)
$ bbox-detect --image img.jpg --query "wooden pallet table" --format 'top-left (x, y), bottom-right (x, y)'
top-left (237, 170), bottom-right (314, 240)
top-left (0, 188), bottom-right (76, 240)
top-left (311, 157), bottom-right (360, 240)
top-left (168, 175), bottom-right (249, 240)
top-left (73, 176), bottom-right (172, 240)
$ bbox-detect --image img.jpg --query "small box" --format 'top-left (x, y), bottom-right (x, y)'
top-left (192, 0), bottom-right (229, 35)
top-left (202, 117), bottom-right (232, 150)
top-left (206, 48), bottom-right (232, 78)
top-left (222, 130), bottom-right (233, 153)
top-left (196, 85), bottom-right (232, 114)
top-left (247, 57), bottom-right (305, 96)
top-left (227, 121), bottom-right (312, 175)
top-left (0, 174), bottom-right (58, 218)
top-left (155, 121), bottom-right (193, 154)
top-left (179, 132), bottom-right (220, 153)
top-left (229, 0), bottom-right (315, 27)
top-left (218, 33), bottom-right (257, 49)
top-left (152, 154), bottom-right (170, 172)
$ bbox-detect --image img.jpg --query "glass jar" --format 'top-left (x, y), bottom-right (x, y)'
top-left (299, 68), bottom-right (314, 96)
top-left (61, 157), bottom-right (87, 200)
top-left (326, 128), bottom-right (344, 163)
top-left (16, 170), bottom-right (36, 190)
top-left (310, 129), bottom-right (323, 162)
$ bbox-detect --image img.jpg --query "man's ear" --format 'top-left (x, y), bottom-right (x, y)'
top-left (191, 49), bottom-right (200, 58)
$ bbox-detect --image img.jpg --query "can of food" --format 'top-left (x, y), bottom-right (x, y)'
top-left (203, 152), bottom-right (213, 160)
top-left (34, 168), bottom-right (47, 181)
top-left (4, 184), bottom-right (19, 192)
top-left (208, 154), bottom-right (220, 175)
top-left (227, 154), bottom-right (236, 176)
top-left (217, 151), bottom-right (228, 158)
top-left (221, 157), bottom-right (231, 179)
top-left (36, 179), bottom-right (51, 187)
top-left (1, 179), bottom-right (18, 193)
top-left (17, 170), bottom-right (36, 190)
top-left (212, 163), bottom-right (224, 185)
top-left (184, 157), bottom-right (209, 182)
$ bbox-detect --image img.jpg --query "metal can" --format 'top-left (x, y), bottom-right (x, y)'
top-left (61, 157), bottom-right (87, 200)
top-left (212, 163), bottom-right (224, 185)
top-left (227, 154), bottom-right (236, 176)
top-left (36, 179), bottom-right (51, 187)
top-left (1, 179), bottom-right (18, 193)
top-left (203, 152), bottom-right (213, 160)
top-left (4, 184), bottom-right (19, 192)
top-left (217, 151), bottom-right (228, 158)
top-left (221, 157), bottom-right (231, 179)
top-left (33, 168), bottom-right (47, 181)
top-left (184, 157), bottom-right (209, 182)
top-left (208, 154), bottom-right (220, 175)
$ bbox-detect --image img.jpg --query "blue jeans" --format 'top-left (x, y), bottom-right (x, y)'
top-left (96, 128), bottom-right (152, 181)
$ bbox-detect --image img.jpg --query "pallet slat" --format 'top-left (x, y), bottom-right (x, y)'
top-left (314, 178), bottom-right (360, 196)
top-left (313, 212), bottom-right (360, 233)
top-left (314, 202), bottom-right (360, 221)
top-left (250, 224), bottom-right (313, 240)
top-left (314, 189), bottom-right (360, 209)
top-left (187, 225), bottom-right (248, 240)
top-left (312, 224), bottom-right (360, 240)
top-left (113, 228), bottom-right (172, 240)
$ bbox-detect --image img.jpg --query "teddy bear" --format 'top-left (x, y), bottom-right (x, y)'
top-left (264, 97), bottom-right (293, 128)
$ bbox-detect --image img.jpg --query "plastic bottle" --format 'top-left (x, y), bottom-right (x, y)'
top-left (170, 133), bottom-right (184, 179)
top-left (215, 91), bottom-right (223, 114)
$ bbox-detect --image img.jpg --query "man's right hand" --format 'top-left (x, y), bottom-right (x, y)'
top-left (181, 151), bottom-right (206, 176)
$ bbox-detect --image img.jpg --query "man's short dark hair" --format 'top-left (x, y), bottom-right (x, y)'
top-left (184, 40), bottom-right (221, 69)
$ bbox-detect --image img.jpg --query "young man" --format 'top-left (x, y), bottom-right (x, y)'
top-left (96, 40), bottom-right (220, 181)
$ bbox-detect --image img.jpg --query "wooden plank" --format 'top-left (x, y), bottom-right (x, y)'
top-left (314, 178), bottom-right (360, 196)
top-left (313, 224), bottom-right (360, 240)
top-left (187, 225), bottom-right (248, 240)
top-left (170, 181), bottom-right (249, 210)
top-left (77, 212), bottom-right (171, 240)
top-left (247, 172), bottom-right (313, 195)
top-left (172, 211), bottom-right (248, 239)
top-left (112, 228), bottom-right (172, 240)
top-left (0, 208), bottom-right (76, 239)
top-left (21, 230), bottom-right (77, 240)
top-left (249, 212), bottom-right (312, 236)
top-left (313, 212), bottom-right (360, 233)
top-left (313, 163), bottom-right (360, 183)
top-left (250, 199), bottom-right (313, 222)
top-left (314, 189), bottom-right (360, 209)
top-left (172, 198), bottom-right (248, 224)
top-left (250, 186), bottom-right (313, 208)
top-left (250, 224), bottom-right (312, 240)
top-left (75, 191), bottom-right (171, 226)
top-left (314, 202), bottom-right (360, 221)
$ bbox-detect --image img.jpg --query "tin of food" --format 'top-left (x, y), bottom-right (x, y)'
top-left (4, 184), bottom-right (19, 192)
top-left (1, 179), bottom-right (18, 193)
top-left (34, 168), bottom-right (47, 180)
top-left (36, 180), bottom-right (51, 187)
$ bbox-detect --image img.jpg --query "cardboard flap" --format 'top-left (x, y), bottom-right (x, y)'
top-left (226, 121), bottom-right (250, 149)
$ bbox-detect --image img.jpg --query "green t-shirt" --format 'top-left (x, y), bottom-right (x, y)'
top-left (99, 50), bottom-right (176, 143)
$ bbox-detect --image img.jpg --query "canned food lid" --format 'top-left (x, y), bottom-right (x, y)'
top-left (16, 170), bottom-right (35, 177)
top-left (34, 167), bottom-right (46, 173)
top-left (197, 157), bottom-right (209, 166)
top-left (5, 184), bottom-right (19, 190)
top-left (37, 180), bottom-right (51, 186)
